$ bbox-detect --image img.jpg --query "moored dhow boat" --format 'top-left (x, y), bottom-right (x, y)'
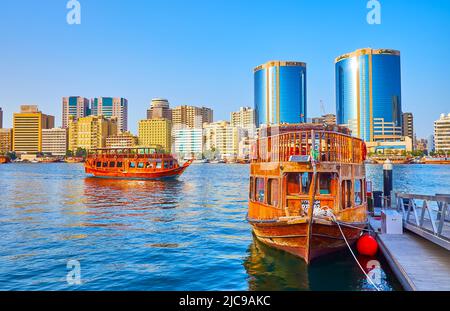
top-left (0, 155), bottom-right (10, 164)
top-left (247, 124), bottom-right (368, 264)
top-left (85, 147), bottom-right (192, 179)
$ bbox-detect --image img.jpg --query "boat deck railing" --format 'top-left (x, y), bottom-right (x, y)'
top-left (87, 147), bottom-right (173, 160)
top-left (251, 130), bottom-right (365, 164)
top-left (395, 192), bottom-right (450, 250)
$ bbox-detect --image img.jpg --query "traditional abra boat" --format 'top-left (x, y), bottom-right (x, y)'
top-left (247, 124), bottom-right (368, 263)
top-left (422, 156), bottom-right (450, 165)
top-left (0, 155), bottom-right (10, 164)
top-left (84, 147), bottom-right (192, 179)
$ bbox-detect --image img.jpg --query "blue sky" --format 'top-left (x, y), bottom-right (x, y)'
top-left (0, 0), bottom-right (449, 138)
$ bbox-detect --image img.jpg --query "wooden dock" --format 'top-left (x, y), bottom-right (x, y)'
top-left (370, 193), bottom-right (450, 291)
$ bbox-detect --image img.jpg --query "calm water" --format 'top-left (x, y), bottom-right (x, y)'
top-left (2, 163), bottom-right (447, 291)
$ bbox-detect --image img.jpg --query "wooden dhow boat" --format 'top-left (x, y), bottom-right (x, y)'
top-left (247, 124), bottom-right (368, 264)
top-left (85, 147), bottom-right (192, 180)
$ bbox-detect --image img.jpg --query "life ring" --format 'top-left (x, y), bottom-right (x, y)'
top-left (134, 154), bottom-right (138, 159)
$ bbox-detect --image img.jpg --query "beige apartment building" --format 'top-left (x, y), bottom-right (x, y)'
top-left (204, 121), bottom-right (243, 161)
top-left (68, 115), bottom-right (118, 151)
top-left (230, 107), bottom-right (256, 138)
top-left (42, 128), bottom-right (68, 156)
top-left (138, 118), bottom-right (172, 152)
top-left (106, 132), bottom-right (138, 148)
top-left (0, 128), bottom-right (12, 154)
top-left (434, 113), bottom-right (450, 152)
top-left (172, 105), bottom-right (213, 129)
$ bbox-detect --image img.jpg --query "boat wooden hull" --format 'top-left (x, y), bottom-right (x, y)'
top-left (85, 162), bottom-right (190, 180)
top-left (249, 219), bottom-right (365, 263)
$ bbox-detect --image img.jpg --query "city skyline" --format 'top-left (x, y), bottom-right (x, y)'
top-left (1, 1), bottom-right (450, 138)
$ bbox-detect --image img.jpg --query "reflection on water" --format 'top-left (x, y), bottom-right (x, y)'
top-left (0, 163), bottom-right (436, 290)
top-left (244, 235), bottom-right (400, 291)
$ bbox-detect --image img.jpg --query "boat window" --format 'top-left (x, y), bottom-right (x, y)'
top-left (286, 173), bottom-right (312, 195)
top-left (169, 161), bottom-right (173, 168)
top-left (319, 173), bottom-right (333, 195)
top-left (354, 180), bottom-right (363, 205)
top-left (341, 180), bottom-right (352, 209)
top-left (109, 162), bottom-right (115, 168)
top-left (129, 162), bottom-right (136, 168)
top-left (96, 161), bottom-right (101, 168)
top-left (255, 178), bottom-right (265, 203)
top-left (117, 162), bottom-right (123, 168)
top-left (138, 162), bottom-right (145, 169)
top-left (102, 162), bottom-right (108, 167)
top-left (249, 177), bottom-right (254, 200)
top-left (156, 162), bottom-right (162, 169)
top-left (164, 161), bottom-right (169, 169)
top-left (267, 179), bottom-right (279, 207)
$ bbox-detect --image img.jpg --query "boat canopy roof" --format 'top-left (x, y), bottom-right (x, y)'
top-left (252, 123), bottom-right (365, 164)
top-left (89, 146), bottom-right (168, 155)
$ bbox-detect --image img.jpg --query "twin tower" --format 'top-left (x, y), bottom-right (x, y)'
top-left (254, 48), bottom-right (402, 142)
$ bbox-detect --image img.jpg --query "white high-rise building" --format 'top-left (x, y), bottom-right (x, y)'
top-left (434, 113), bottom-right (450, 152)
top-left (173, 128), bottom-right (203, 159)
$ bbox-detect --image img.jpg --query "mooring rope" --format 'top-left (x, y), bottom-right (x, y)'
top-left (330, 214), bottom-right (381, 291)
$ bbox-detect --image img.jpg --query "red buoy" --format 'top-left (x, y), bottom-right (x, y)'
top-left (357, 234), bottom-right (378, 256)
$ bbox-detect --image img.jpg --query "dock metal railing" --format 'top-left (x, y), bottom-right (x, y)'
top-left (395, 192), bottom-right (450, 250)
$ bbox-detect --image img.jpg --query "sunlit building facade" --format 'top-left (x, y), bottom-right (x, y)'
top-left (173, 128), bottom-right (203, 158)
top-left (42, 128), bottom-right (68, 156)
top-left (68, 115), bottom-right (118, 151)
top-left (203, 121), bottom-right (244, 161)
top-left (62, 96), bottom-right (90, 128)
top-left (138, 118), bottom-right (172, 152)
top-left (254, 61), bottom-right (307, 127)
top-left (147, 98), bottom-right (172, 121)
top-left (0, 128), bottom-right (12, 154)
top-left (91, 97), bottom-right (128, 132)
top-left (106, 132), bottom-right (138, 148)
top-left (335, 48), bottom-right (402, 142)
top-left (13, 105), bottom-right (55, 153)
top-left (434, 113), bottom-right (450, 152)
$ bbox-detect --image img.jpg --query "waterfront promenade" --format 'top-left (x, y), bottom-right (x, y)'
top-left (370, 193), bottom-right (450, 291)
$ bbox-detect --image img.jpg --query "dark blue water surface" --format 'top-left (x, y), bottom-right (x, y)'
top-left (3, 163), bottom-right (445, 291)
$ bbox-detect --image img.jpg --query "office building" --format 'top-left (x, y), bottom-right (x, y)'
top-left (68, 115), bottom-right (118, 151)
top-left (231, 107), bottom-right (256, 138)
top-left (173, 128), bottom-right (203, 159)
top-left (42, 128), bottom-right (68, 156)
top-left (13, 105), bottom-right (55, 153)
top-left (138, 118), bottom-right (172, 152)
top-left (0, 128), bottom-right (12, 154)
top-left (91, 97), bottom-right (128, 132)
top-left (434, 113), bottom-right (450, 152)
top-left (335, 48), bottom-right (402, 142)
top-left (147, 98), bottom-right (172, 121)
top-left (106, 132), bottom-right (138, 148)
top-left (402, 112), bottom-right (414, 141)
top-left (172, 105), bottom-right (213, 129)
top-left (427, 135), bottom-right (435, 154)
top-left (62, 96), bottom-right (90, 128)
top-left (254, 61), bottom-right (307, 127)
top-left (204, 121), bottom-right (244, 161)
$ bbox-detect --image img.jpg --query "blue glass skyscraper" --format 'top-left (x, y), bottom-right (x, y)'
top-left (254, 61), bottom-right (307, 127)
top-left (335, 48), bottom-right (402, 142)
